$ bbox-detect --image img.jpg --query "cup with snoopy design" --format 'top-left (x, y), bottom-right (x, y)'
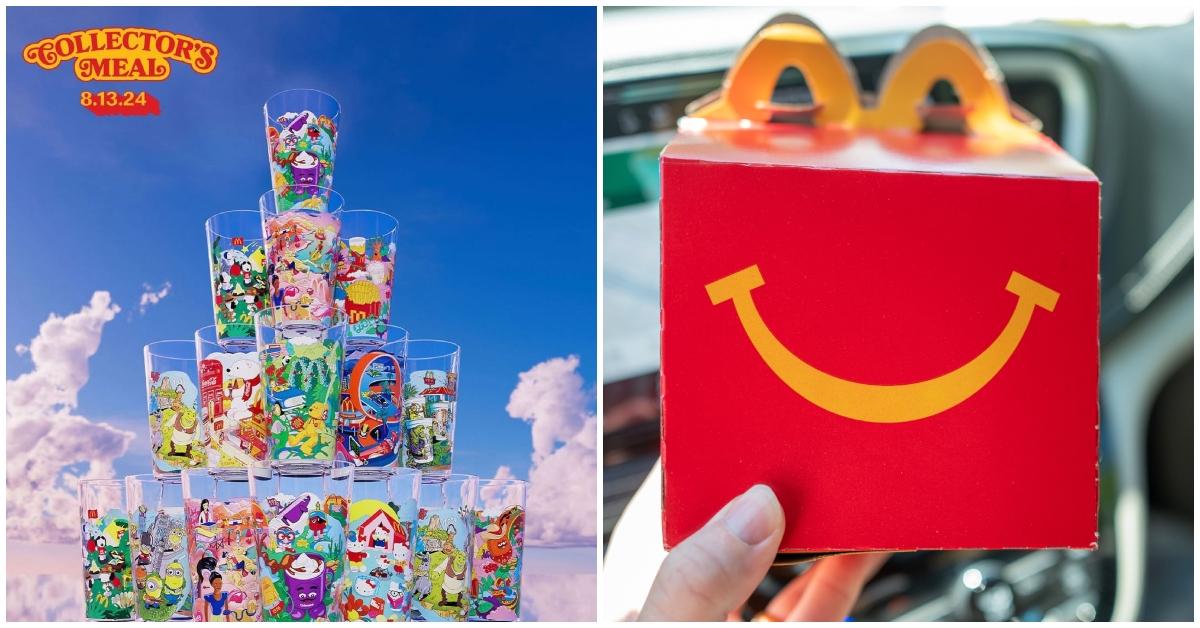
top-left (205, 211), bottom-right (269, 342)
top-left (80, 478), bottom-right (135, 621)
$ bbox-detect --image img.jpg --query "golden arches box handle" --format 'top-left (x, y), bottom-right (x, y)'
top-left (687, 14), bottom-right (862, 127)
top-left (685, 13), bottom-right (1037, 141)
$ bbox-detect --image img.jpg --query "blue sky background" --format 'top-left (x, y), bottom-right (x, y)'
top-left (7, 7), bottom-right (596, 486)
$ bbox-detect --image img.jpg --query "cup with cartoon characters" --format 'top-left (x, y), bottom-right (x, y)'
top-left (255, 307), bottom-right (347, 461)
top-left (338, 325), bottom-right (409, 468)
top-left (335, 210), bottom-right (398, 339)
top-left (264, 89), bottom-right (339, 209)
top-left (125, 475), bottom-right (192, 621)
top-left (195, 326), bottom-right (270, 468)
top-left (412, 473), bottom-right (478, 622)
top-left (206, 211), bottom-right (270, 342)
top-left (80, 478), bottom-right (135, 621)
top-left (259, 187), bottom-right (343, 328)
top-left (250, 460), bottom-right (353, 621)
top-left (339, 467), bottom-right (421, 621)
top-left (181, 468), bottom-right (262, 622)
top-left (145, 341), bottom-right (207, 475)
top-left (469, 479), bottom-right (527, 621)
top-left (401, 340), bottom-right (461, 476)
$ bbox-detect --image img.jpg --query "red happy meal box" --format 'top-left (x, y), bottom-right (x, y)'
top-left (659, 17), bottom-right (1099, 555)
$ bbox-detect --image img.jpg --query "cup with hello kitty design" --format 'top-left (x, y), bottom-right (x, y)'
top-left (339, 467), bottom-right (421, 621)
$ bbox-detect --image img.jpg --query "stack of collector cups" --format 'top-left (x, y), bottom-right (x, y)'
top-left (97, 88), bottom-right (528, 623)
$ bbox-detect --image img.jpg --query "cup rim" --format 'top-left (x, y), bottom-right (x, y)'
top-left (195, 325), bottom-right (259, 347)
top-left (406, 339), bottom-right (461, 360)
top-left (181, 467), bottom-right (252, 481)
top-left (145, 340), bottom-right (199, 361)
top-left (79, 478), bottom-right (125, 487)
top-left (255, 307), bottom-right (349, 330)
top-left (420, 472), bottom-right (477, 486)
top-left (351, 467), bottom-right (422, 482)
top-left (126, 473), bottom-right (181, 484)
top-left (205, 210), bottom-right (263, 241)
top-left (263, 88), bottom-right (342, 123)
top-left (259, 187), bottom-right (346, 216)
top-left (345, 324), bottom-right (409, 344)
top-left (339, 209), bottom-right (399, 239)
top-left (250, 459), bottom-right (354, 479)
top-left (477, 478), bottom-right (528, 487)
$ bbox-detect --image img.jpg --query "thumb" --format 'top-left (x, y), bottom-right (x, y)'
top-left (639, 485), bottom-right (784, 621)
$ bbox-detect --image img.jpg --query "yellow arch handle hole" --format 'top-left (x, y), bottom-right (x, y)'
top-left (706, 266), bottom-right (1058, 423)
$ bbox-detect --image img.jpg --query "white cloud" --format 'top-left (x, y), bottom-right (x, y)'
top-left (6, 291), bottom-right (136, 543)
top-left (138, 281), bottom-right (172, 314)
top-left (479, 465), bottom-right (518, 513)
top-left (520, 547), bottom-right (597, 621)
top-left (523, 571), bottom-right (597, 621)
top-left (505, 356), bottom-right (597, 547)
top-left (491, 466), bottom-right (517, 480)
top-left (6, 574), bottom-right (80, 620)
top-left (7, 543), bottom-right (80, 620)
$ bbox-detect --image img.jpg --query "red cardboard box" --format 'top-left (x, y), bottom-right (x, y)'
top-left (659, 18), bottom-right (1099, 555)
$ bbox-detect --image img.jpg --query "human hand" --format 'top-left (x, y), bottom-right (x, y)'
top-left (639, 484), bottom-right (888, 621)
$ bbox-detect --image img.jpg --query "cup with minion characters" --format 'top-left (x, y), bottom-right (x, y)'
top-left (125, 475), bottom-right (192, 621)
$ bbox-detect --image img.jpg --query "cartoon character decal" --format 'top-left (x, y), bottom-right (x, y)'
top-left (185, 497), bottom-right (262, 622)
top-left (82, 509), bottom-right (135, 620)
top-left (264, 210), bottom-right (340, 326)
top-left (257, 491), bottom-right (347, 621)
top-left (289, 151), bottom-right (323, 197)
top-left (402, 369), bottom-right (457, 473)
top-left (334, 234), bottom-right (395, 338)
top-left (267, 110), bottom-right (336, 209)
top-left (199, 351), bottom-right (270, 467)
top-left (470, 506), bottom-right (525, 621)
top-left (261, 331), bottom-right (343, 460)
top-left (147, 370), bottom-right (206, 473)
top-left (337, 348), bottom-right (404, 467)
top-left (210, 238), bottom-right (269, 340)
top-left (411, 508), bottom-right (472, 622)
top-left (130, 504), bottom-right (192, 620)
top-left (339, 498), bottom-right (417, 621)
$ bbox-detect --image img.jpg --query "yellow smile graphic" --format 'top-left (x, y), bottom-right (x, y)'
top-left (706, 266), bottom-right (1059, 423)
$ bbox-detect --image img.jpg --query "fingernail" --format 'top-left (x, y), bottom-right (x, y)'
top-left (721, 484), bottom-right (780, 546)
